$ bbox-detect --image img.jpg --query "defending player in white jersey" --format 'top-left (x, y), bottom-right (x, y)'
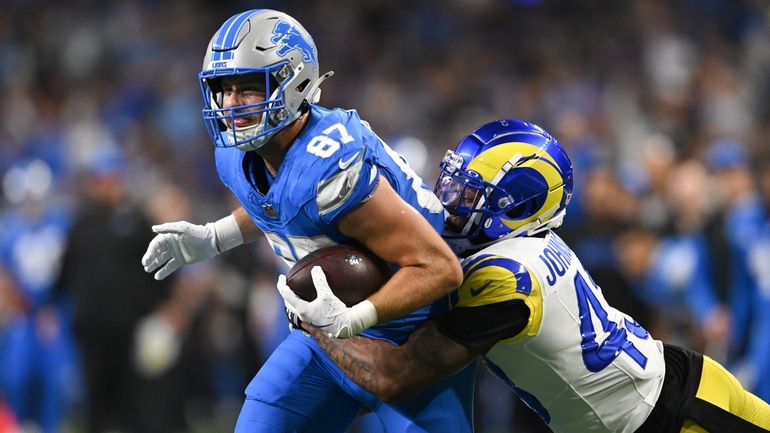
top-left (284, 119), bottom-right (770, 432)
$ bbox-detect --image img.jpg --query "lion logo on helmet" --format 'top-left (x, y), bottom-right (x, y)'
top-left (271, 21), bottom-right (317, 71)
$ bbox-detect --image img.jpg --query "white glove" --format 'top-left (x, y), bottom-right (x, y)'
top-left (277, 266), bottom-right (378, 339)
top-left (133, 313), bottom-right (180, 378)
top-left (142, 215), bottom-right (243, 280)
top-left (284, 301), bottom-right (302, 332)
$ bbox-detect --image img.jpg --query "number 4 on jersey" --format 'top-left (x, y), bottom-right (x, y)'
top-left (574, 272), bottom-right (650, 372)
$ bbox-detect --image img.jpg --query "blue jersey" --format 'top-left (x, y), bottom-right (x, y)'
top-left (645, 233), bottom-right (719, 325)
top-left (745, 219), bottom-right (770, 401)
top-left (0, 204), bottom-right (74, 433)
top-left (724, 195), bottom-right (765, 359)
top-left (0, 206), bottom-right (71, 309)
top-left (215, 105), bottom-right (448, 342)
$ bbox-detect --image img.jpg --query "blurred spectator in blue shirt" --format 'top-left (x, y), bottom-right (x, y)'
top-left (706, 139), bottom-right (768, 399)
top-left (0, 158), bottom-right (77, 433)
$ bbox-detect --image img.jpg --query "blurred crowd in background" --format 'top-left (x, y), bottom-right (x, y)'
top-left (1, 1), bottom-right (770, 432)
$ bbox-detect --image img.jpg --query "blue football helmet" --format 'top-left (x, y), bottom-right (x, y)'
top-left (199, 9), bottom-right (333, 152)
top-left (434, 119), bottom-right (573, 255)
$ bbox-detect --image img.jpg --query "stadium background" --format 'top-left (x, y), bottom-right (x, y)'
top-left (1, 0), bottom-right (769, 432)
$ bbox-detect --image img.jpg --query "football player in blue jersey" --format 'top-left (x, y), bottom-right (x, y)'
top-left (141, 9), bottom-right (474, 433)
top-left (747, 154), bottom-right (770, 402)
top-left (288, 119), bottom-right (770, 433)
top-left (0, 159), bottom-right (75, 433)
top-left (705, 140), bottom-right (770, 404)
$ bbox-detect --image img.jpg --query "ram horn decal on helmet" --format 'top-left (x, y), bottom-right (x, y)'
top-left (434, 119), bottom-right (573, 255)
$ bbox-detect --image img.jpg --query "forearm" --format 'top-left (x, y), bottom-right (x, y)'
top-left (143, 208), bottom-right (256, 280)
top-left (232, 206), bottom-right (261, 244)
top-left (337, 179), bottom-right (463, 324)
top-left (369, 254), bottom-right (460, 323)
top-left (305, 321), bottom-right (474, 402)
top-left (305, 326), bottom-right (396, 399)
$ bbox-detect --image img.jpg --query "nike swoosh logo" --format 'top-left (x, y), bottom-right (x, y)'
top-left (338, 152), bottom-right (361, 170)
top-left (470, 280), bottom-right (492, 297)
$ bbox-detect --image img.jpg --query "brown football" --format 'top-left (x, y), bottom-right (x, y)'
top-left (286, 244), bottom-right (391, 306)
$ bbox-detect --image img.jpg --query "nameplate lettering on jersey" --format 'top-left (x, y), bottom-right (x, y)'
top-left (539, 235), bottom-right (573, 286)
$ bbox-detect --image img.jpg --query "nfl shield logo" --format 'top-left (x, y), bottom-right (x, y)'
top-left (262, 203), bottom-right (278, 218)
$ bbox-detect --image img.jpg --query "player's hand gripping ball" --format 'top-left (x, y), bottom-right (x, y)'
top-left (286, 244), bottom-right (391, 306)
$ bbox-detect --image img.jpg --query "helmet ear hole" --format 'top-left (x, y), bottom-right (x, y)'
top-left (295, 79), bottom-right (310, 93)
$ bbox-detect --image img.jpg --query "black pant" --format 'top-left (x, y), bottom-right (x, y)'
top-left (636, 344), bottom-right (769, 433)
top-left (77, 332), bottom-right (187, 433)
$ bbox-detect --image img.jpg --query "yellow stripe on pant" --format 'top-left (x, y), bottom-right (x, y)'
top-left (681, 356), bottom-right (770, 432)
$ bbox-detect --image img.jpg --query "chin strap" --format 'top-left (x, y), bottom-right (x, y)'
top-left (521, 207), bottom-right (567, 237)
top-left (454, 207), bottom-right (567, 255)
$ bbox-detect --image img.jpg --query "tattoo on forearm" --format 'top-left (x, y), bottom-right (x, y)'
top-left (306, 327), bottom-right (383, 392)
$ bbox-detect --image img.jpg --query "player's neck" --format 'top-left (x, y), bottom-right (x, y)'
top-left (257, 112), bottom-right (310, 176)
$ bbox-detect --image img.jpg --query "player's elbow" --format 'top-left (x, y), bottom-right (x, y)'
top-left (436, 253), bottom-right (463, 291)
top-left (377, 378), bottom-right (420, 403)
top-left (374, 358), bottom-right (426, 402)
top-left (449, 259), bottom-right (463, 288)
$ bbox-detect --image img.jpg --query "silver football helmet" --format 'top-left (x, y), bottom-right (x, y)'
top-left (199, 9), bottom-right (333, 151)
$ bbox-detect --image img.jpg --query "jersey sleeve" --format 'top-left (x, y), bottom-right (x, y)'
top-left (313, 129), bottom-right (380, 225)
top-left (433, 300), bottom-right (530, 354)
top-left (433, 253), bottom-right (545, 352)
top-left (213, 146), bottom-right (236, 191)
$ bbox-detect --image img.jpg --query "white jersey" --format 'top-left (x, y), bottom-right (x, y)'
top-left (457, 232), bottom-right (665, 433)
